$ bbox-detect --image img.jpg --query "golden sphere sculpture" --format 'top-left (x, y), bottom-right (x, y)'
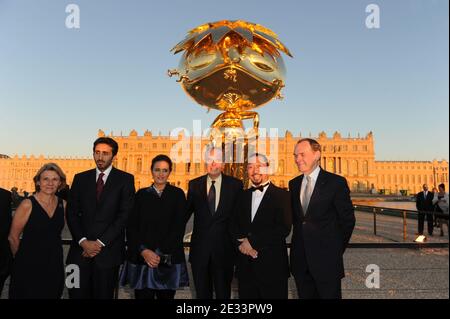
top-left (169, 20), bottom-right (292, 130)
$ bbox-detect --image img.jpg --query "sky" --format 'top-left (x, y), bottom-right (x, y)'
top-left (0, 0), bottom-right (448, 161)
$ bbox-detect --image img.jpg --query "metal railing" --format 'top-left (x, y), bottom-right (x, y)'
top-left (353, 204), bottom-right (448, 247)
top-left (60, 205), bottom-right (449, 249)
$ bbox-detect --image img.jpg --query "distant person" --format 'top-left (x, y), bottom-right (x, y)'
top-left (431, 187), bottom-right (439, 227)
top-left (0, 188), bottom-right (12, 295)
top-left (289, 138), bottom-right (355, 299)
top-left (66, 137), bottom-right (135, 299)
top-left (232, 153), bottom-right (292, 299)
top-left (8, 163), bottom-right (67, 299)
top-left (416, 184), bottom-right (434, 236)
top-left (10, 187), bottom-right (22, 210)
top-left (186, 147), bottom-right (243, 299)
top-left (433, 184), bottom-right (449, 237)
top-left (121, 155), bottom-right (189, 299)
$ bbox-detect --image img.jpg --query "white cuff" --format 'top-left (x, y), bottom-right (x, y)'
top-left (97, 239), bottom-right (106, 247)
top-left (78, 237), bottom-right (87, 245)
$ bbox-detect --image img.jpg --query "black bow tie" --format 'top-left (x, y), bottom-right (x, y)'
top-left (250, 183), bottom-right (270, 192)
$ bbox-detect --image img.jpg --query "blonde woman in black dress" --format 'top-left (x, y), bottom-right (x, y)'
top-left (8, 163), bottom-right (67, 299)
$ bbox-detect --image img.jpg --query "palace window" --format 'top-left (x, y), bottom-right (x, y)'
top-left (342, 160), bottom-right (348, 176)
top-left (279, 160), bottom-right (285, 175)
top-left (363, 161), bottom-right (368, 176)
top-left (136, 158), bottom-right (142, 173)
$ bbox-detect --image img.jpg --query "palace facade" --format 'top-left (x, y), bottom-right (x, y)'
top-left (1, 130), bottom-right (448, 195)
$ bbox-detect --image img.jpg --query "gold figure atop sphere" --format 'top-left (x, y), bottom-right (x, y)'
top-left (169, 20), bottom-right (292, 130)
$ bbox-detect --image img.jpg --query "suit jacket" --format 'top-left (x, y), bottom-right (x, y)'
top-left (232, 183), bottom-right (292, 284)
top-left (289, 169), bottom-right (355, 283)
top-left (66, 167), bottom-right (135, 268)
top-left (186, 174), bottom-right (243, 268)
top-left (0, 188), bottom-right (12, 277)
top-left (416, 191), bottom-right (434, 212)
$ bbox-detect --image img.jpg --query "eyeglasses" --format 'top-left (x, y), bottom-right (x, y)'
top-left (153, 168), bottom-right (169, 173)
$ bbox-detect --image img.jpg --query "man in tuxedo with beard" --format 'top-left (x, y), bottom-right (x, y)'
top-left (232, 153), bottom-right (292, 299)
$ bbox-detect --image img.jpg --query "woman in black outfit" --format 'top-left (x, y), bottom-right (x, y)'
top-left (8, 163), bottom-right (67, 299)
top-left (120, 154), bottom-right (189, 299)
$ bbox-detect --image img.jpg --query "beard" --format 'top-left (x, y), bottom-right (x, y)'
top-left (96, 159), bottom-right (113, 171)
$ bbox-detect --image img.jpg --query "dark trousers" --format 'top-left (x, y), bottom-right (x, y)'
top-left (67, 259), bottom-right (119, 299)
top-left (294, 271), bottom-right (342, 299)
top-left (191, 257), bottom-right (234, 299)
top-left (238, 277), bottom-right (288, 299)
top-left (134, 288), bottom-right (176, 299)
top-left (418, 212), bottom-right (434, 235)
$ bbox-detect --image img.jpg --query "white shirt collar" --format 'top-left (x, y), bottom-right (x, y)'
top-left (207, 173), bottom-right (222, 185)
top-left (96, 165), bottom-right (113, 181)
top-left (304, 165), bottom-right (321, 181)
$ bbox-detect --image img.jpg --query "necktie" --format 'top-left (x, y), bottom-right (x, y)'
top-left (301, 175), bottom-right (313, 214)
top-left (96, 173), bottom-right (105, 201)
top-left (208, 180), bottom-right (216, 215)
top-left (250, 183), bottom-right (270, 192)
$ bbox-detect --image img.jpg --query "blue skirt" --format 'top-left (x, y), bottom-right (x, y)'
top-left (119, 261), bottom-right (189, 290)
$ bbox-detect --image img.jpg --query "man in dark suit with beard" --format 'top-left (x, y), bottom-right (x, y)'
top-left (232, 153), bottom-right (292, 299)
top-left (187, 147), bottom-right (243, 299)
top-left (66, 137), bottom-right (135, 299)
top-left (416, 184), bottom-right (435, 236)
top-left (289, 138), bottom-right (355, 299)
top-left (0, 188), bottom-right (12, 295)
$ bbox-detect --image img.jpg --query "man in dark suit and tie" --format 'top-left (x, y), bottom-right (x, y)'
top-left (66, 137), bottom-right (135, 299)
top-left (187, 147), bottom-right (243, 299)
top-left (289, 138), bottom-right (355, 299)
top-left (232, 153), bottom-right (292, 299)
top-left (416, 184), bottom-right (435, 236)
top-left (0, 188), bottom-right (12, 295)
